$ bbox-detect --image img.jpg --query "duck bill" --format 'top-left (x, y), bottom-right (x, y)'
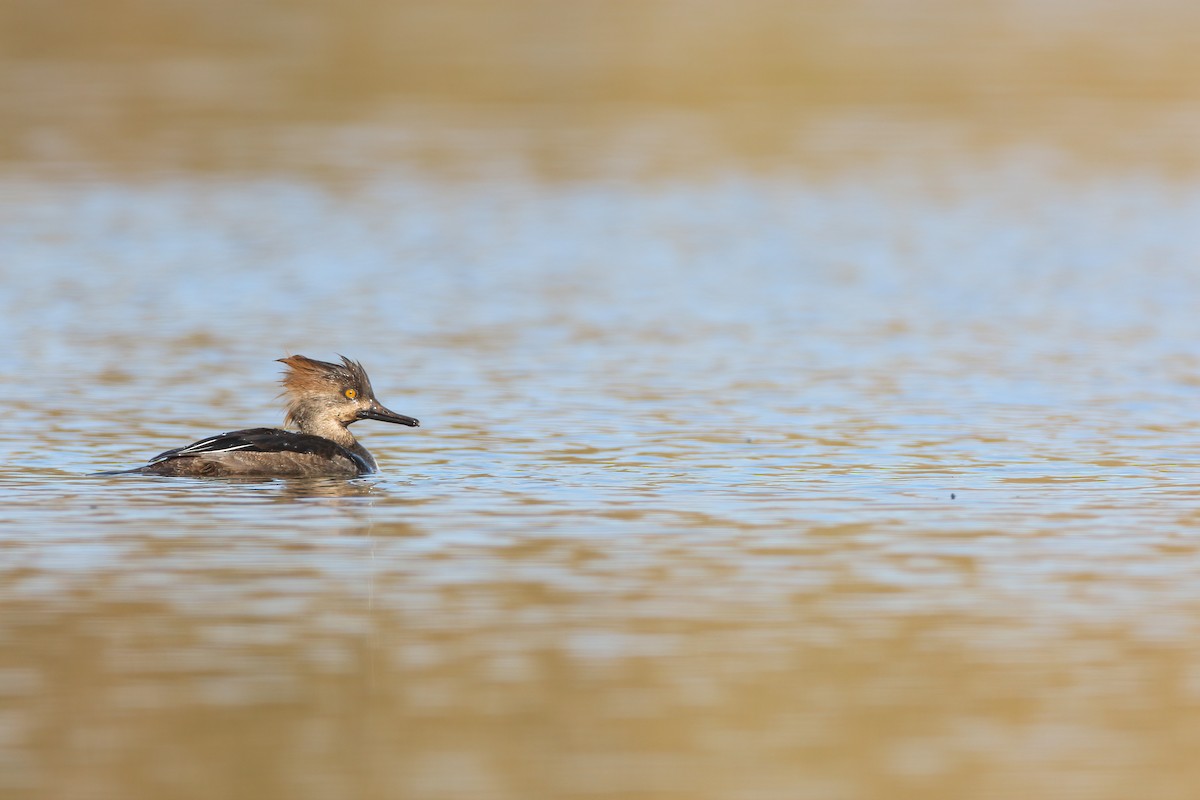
top-left (358, 402), bottom-right (420, 427)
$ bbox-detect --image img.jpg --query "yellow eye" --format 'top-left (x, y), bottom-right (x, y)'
top-left (344, 388), bottom-right (358, 399)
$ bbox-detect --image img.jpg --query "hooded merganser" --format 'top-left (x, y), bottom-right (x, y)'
top-left (100, 355), bottom-right (419, 478)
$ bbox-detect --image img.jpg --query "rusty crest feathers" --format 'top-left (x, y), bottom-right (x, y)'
top-left (278, 355), bottom-right (374, 395)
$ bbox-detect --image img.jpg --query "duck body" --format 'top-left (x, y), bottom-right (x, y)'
top-left (138, 427), bottom-right (376, 478)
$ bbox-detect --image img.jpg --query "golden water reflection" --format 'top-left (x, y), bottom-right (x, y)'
top-left (8, 526), bottom-right (1200, 800)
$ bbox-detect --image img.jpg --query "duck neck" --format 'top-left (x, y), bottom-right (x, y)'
top-left (286, 398), bottom-right (377, 472)
top-left (288, 403), bottom-right (357, 448)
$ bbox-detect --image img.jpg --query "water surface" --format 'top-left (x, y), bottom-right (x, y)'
top-left (3, 164), bottom-right (1200, 799)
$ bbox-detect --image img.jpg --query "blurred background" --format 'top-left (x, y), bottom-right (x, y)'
top-left (4, 0), bottom-right (1200, 175)
top-left (5, 3), bottom-right (1200, 800)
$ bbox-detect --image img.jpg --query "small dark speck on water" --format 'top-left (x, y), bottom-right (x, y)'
top-left (951, 493), bottom-right (956, 500)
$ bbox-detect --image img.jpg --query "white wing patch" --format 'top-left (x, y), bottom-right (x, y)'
top-left (147, 433), bottom-right (261, 464)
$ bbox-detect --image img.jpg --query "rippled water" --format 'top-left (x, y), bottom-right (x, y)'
top-left (4, 164), bottom-right (1200, 799)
